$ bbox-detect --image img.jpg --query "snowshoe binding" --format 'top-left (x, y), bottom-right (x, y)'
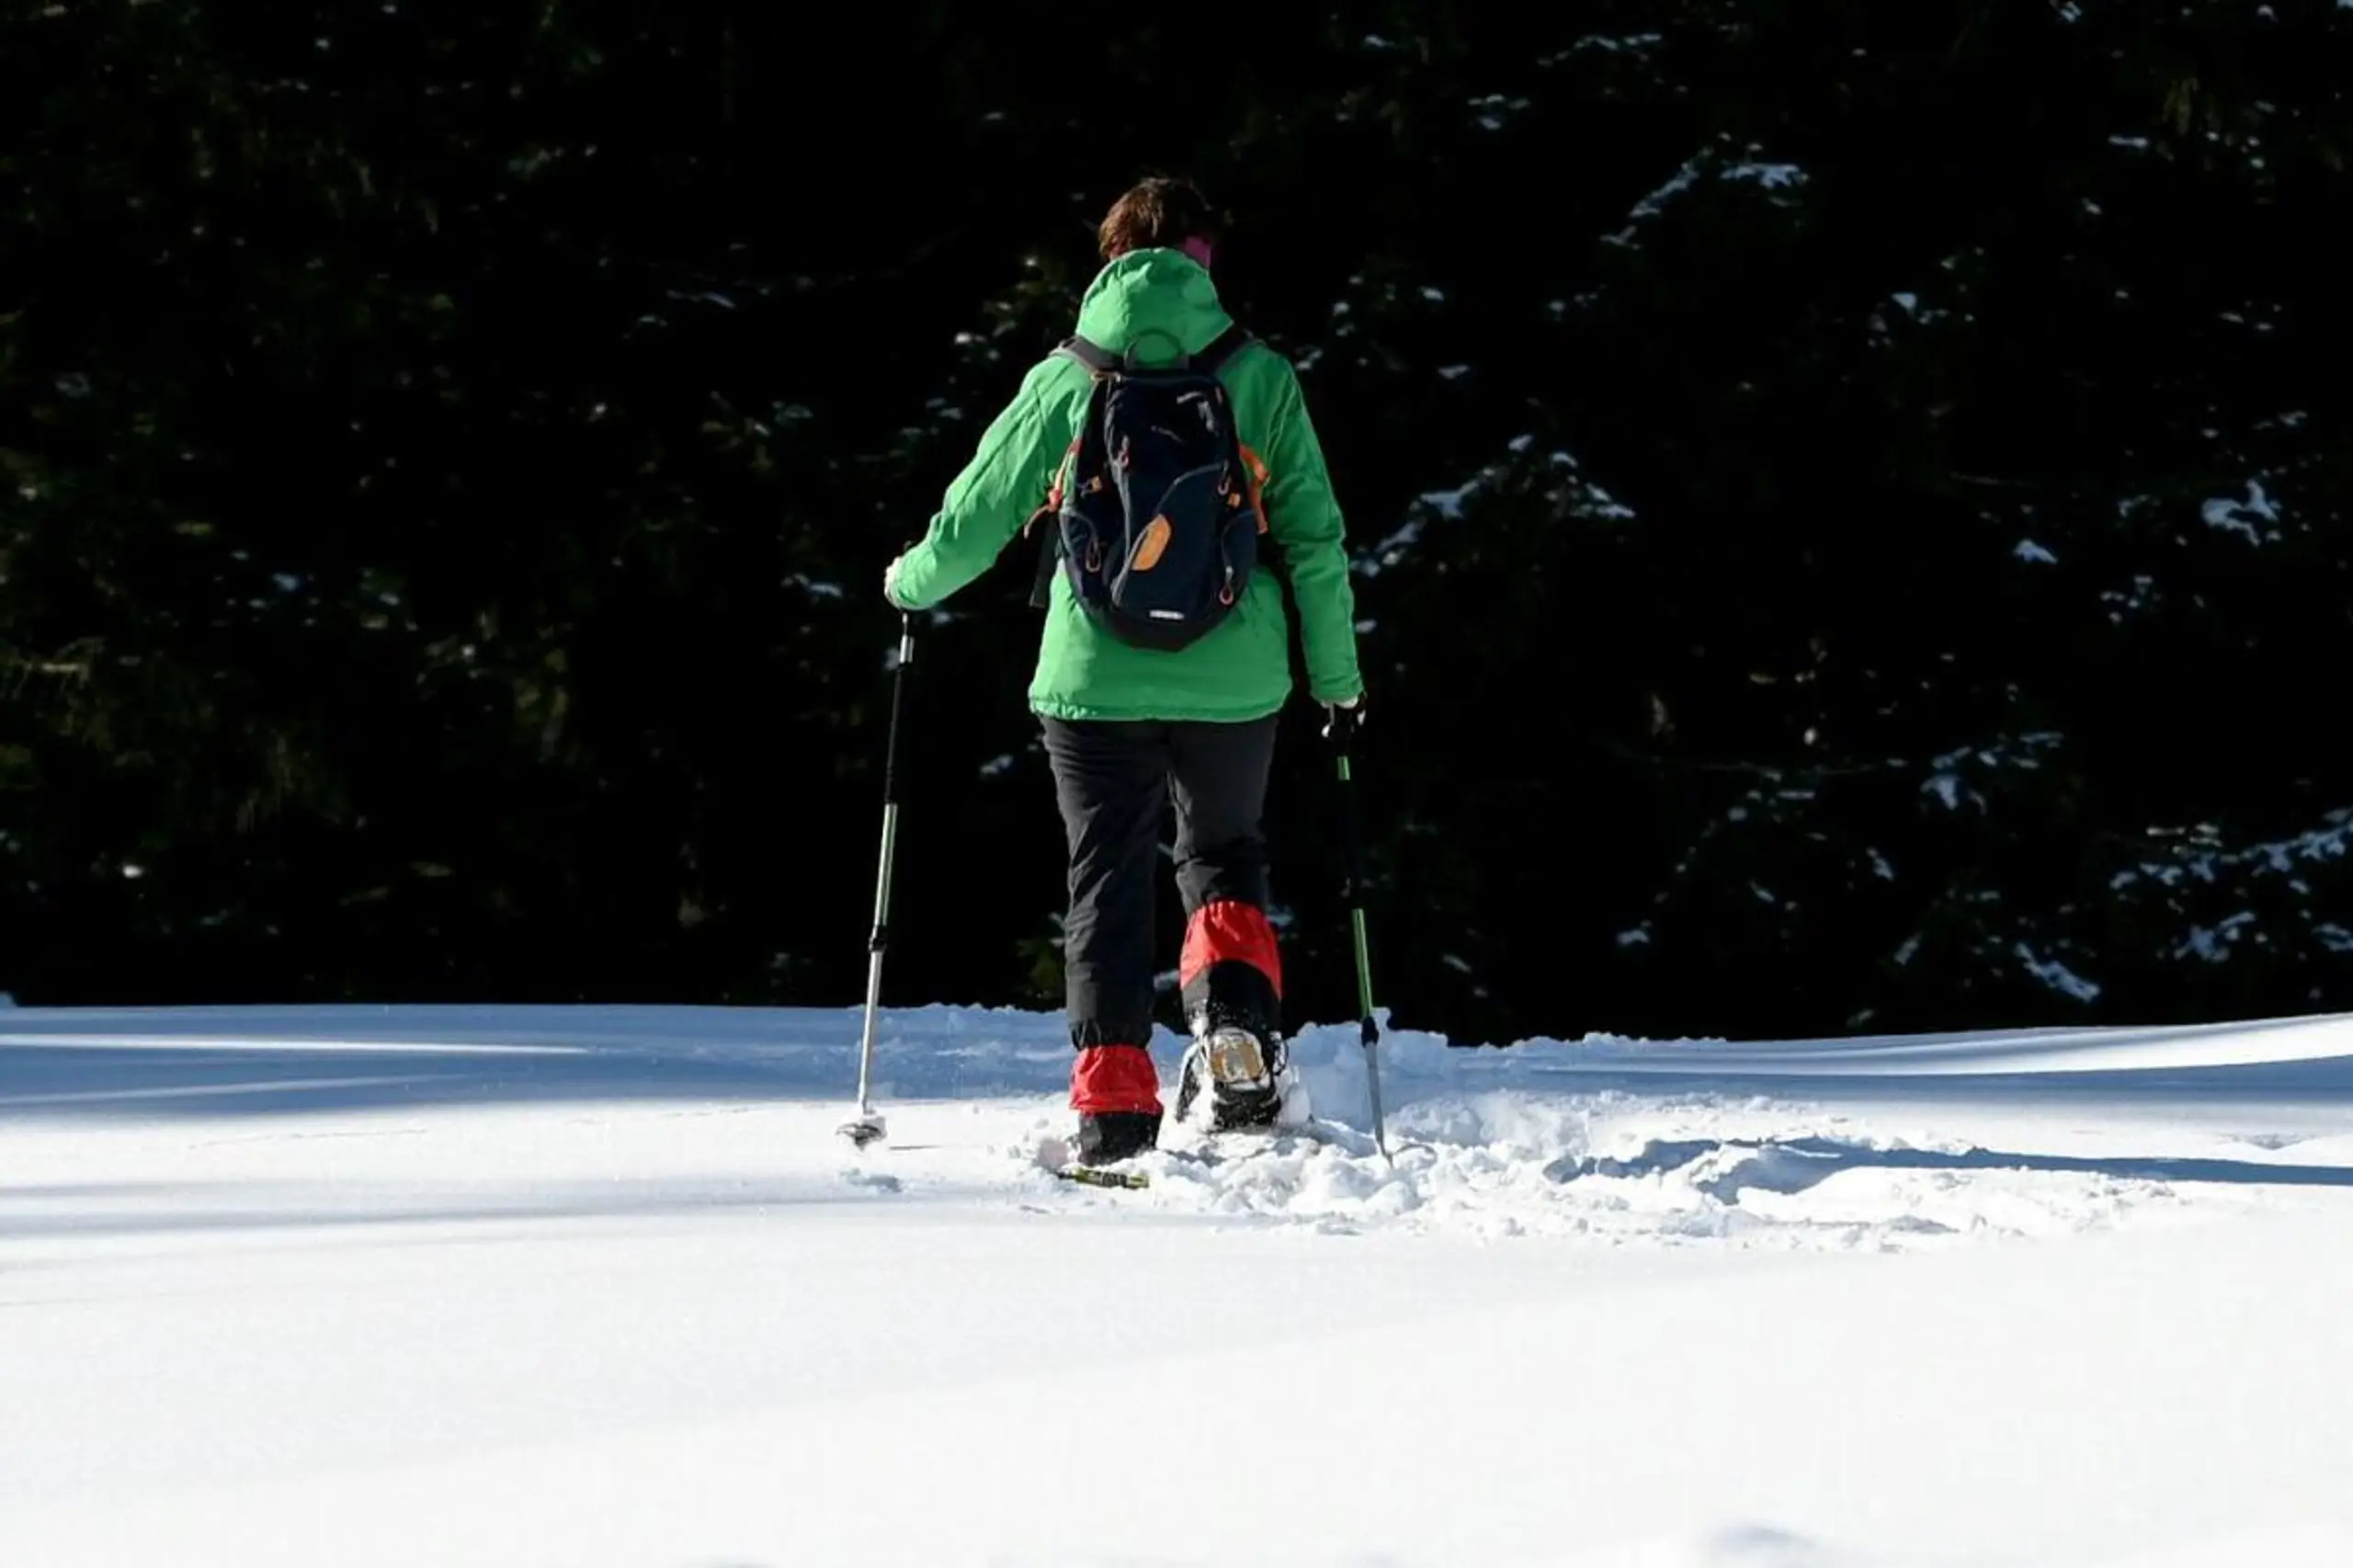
top-left (1175, 1024), bottom-right (1310, 1134)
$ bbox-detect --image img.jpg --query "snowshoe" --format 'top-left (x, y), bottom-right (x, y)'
top-left (1174, 1025), bottom-right (1310, 1134)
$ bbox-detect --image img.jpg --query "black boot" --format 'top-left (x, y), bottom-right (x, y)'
top-left (1075, 1110), bottom-right (1161, 1164)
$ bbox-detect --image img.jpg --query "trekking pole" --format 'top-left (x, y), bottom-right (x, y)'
top-left (1324, 701), bottom-right (1391, 1165)
top-left (840, 609), bottom-right (914, 1149)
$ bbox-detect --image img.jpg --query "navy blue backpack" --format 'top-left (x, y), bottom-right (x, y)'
top-left (1026, 323), bottom-right (1269, 652)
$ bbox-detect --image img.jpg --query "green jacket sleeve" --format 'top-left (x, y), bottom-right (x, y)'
top-left (890, 359), bottom-right (1068, 610)
top-left (1263, 358), bottom-right (1364, 704)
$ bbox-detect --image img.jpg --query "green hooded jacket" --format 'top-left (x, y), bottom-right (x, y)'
top-left (887, 248), bottom-right (1364, 722)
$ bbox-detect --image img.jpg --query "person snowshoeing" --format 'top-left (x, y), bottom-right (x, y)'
top-left (882, 176), bottom-right (1365, 1164)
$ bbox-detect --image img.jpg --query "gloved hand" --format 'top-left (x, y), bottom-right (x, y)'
top-left (882, 555), bottom-right (913, 611)
top-left (1320, 690), bottom-right (1365, 743)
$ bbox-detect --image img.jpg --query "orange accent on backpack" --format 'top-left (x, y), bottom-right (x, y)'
top-left (1026, 437), bottom-right (1084, 540)
top-left (1238, 443), bottom-right (1272, 534)
top-left (1132, 516), bottom-right (1173, 571)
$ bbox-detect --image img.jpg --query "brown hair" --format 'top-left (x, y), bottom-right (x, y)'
top-left (1097, 176), bottom-right (1222, 261)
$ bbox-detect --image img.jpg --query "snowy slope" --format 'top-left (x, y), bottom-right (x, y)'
top-left (6, 1001), bottom-right (2352, 1566)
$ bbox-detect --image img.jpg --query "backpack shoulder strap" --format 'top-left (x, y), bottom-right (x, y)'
top-left (1057, 335), bottom-right (1118, 375)
top-left (1193, 324), bottom-right (1257, 375)
top-left (1029, 337), bottom-right (1113, 608)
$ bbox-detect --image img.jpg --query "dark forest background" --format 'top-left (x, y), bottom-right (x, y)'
top-left (5, 1), bottom-right (2350, 1047)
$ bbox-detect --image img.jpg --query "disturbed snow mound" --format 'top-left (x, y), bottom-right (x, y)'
top-left (991, 1013), bottom-right (2353, 1248)
top-left (1003, 1090), bottom-right (2254, 1249)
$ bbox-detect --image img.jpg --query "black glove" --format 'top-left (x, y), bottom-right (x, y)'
top-left (1321, 693), bottom-right (1365, 744)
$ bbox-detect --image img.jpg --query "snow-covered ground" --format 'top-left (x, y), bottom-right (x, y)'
top-left (6, 1001), bottom-right (2352, 1566)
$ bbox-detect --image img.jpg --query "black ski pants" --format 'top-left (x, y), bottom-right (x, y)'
top-left (1040, 715), bottom-right (1284, 1055)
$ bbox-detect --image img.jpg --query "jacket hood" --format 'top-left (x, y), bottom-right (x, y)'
top-left (1073, 248), bottom-right (1234, 364)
